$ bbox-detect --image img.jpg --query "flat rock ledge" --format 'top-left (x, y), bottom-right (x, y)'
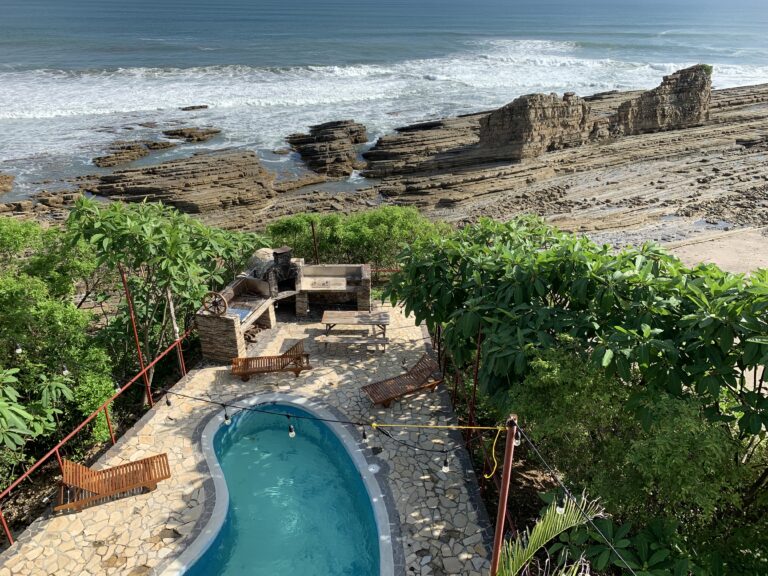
top-left (92, 140), bottom-right (177, 168)
top-left (162, 127), bottom-right (221, 142)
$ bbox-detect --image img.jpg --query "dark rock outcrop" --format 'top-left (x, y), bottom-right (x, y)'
top-left (613, 65), bottom-right (712, 136)
top-left (287, 120), bottom-right (367, 177)
top-left (479, 92), bottom-right (594, 160)
top-left (0, 173), bottom-right (13, 194)
top-left (92, 140), bottom-right (176, 168)
top-left (162, 127), bottom-right (221, 142)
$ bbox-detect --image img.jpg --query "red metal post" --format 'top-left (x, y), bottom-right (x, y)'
top-left (176, 340), bottom-right (187, 376)
top-left (119, 264), bottom-right (153, 406)
top-left (54, 447), bottom-right (63, 473)
top-left (490, 415), bottom-right (518, 576)
top-left (104, 407), bottom-right (116, 445)
top-left (0, 508), bottom-right (12, 546)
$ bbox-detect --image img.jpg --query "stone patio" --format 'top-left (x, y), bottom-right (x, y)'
top-left (0, 303), bottom-right (492, 576)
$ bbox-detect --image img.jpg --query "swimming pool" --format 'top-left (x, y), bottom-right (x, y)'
top-left (176, 396), bottom-right (393, 576)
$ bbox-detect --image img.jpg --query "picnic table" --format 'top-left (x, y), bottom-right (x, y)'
top-left (321, 310), bottom-right (390, 337)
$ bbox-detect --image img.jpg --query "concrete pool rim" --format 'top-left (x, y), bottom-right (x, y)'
top-left (161, 391), bottom-right (399, 576)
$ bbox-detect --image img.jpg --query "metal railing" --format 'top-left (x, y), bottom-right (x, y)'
top-left (0, 329), bottom-right (193, 547)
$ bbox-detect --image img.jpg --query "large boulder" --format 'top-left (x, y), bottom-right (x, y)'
top-left (478, 92), bottom-right (594, 160)
top-left (613, 65), bottom-right (712, 135)
top-left (287, 120), bottom-right (367, 177)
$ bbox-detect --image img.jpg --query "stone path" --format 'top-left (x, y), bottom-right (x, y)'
top-left (0, 304), bottom-right (491, 576)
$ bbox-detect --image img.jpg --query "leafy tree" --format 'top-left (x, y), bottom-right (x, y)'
top-left (0, 218), bottom-right (115, 487)
top-left (67, 199), bottom-right (267, 385)
top-left (385, 216), bottom-right (768, 573)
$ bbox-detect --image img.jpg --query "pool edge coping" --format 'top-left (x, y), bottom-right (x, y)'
top-left (160, 392), bottom-right (398, 576)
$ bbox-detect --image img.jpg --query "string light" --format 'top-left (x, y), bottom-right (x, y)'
top-left (513, 429), bottom-right (521, 447)
top-left (223, 407), bottom-right (232, 426)
top-left (114, 381), bottom-right (122, 393)
top-left (62, 365), bottom-right (70, 377)
top-left (288, 424), bottom-right (296, 438)
top-left (165, 397), bottom-right (172, 407)
top-left (14, 343), bottom-right (22, 355)
top-left (362, 427), bottom-right (369, 443)
top-left (441, 456), bottom-right (450, 474)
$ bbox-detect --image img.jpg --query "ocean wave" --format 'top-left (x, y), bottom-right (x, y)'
top-left (1, 38), bottom-right (768, 163)
top-left (1, 37), bottom-right (767, 122)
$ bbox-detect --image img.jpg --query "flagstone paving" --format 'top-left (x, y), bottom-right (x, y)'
top-left (0, 303), bottom-right (492, 576)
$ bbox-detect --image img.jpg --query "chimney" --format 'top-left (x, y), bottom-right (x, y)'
top-left (273, 246), bottom-right (292, 269)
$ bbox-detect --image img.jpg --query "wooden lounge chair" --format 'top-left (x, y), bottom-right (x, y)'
top-left (231, 339), bottom-right (312, 381)
top-left (361, 354), bottom-right (442, 407)
top-left (55, 453), bottom-right (171, 513)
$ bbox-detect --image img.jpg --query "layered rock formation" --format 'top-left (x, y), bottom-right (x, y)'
top-left (162, 127), bottom-right (221, 142)
top-left (0, 191), bottom-right (82, 222)
top-left (479, 92), bottom-right (595, 159)
top-left (287, 120), bottom-right (367, 177)
top-left (613, 65), bottom-right (712, 136)
top-left (0, 173), bottom-right (13, 194)
top-left (84, 149), bottom-right (378, 230)
top-left (91, 151), bottom-right (275, 229)
top-left (92, 140), bottom-right (176, 168)
top-left (356, 80), bottom-right (768, 242)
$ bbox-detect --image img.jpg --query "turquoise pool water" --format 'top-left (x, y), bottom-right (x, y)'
top-left (186, 404), bottom-right (380, 576)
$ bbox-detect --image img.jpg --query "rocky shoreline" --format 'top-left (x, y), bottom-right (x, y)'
top-left (2, 67), bottom-right (767, 246)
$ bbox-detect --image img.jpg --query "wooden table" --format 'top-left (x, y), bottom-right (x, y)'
top-left (321, 310), bottom-right (390, 337)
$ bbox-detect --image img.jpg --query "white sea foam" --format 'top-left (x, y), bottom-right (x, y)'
top-left (1, 38), bottom-right (767, 180)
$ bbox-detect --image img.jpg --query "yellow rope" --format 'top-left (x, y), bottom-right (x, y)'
top-left (483, 428), bottom-right (502, 479)
top-left (371, 422), bottom-right (505, 431)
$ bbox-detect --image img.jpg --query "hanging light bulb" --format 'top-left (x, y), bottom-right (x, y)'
top-left (14, 343), bottom-right (22, 355)
top-left (62, 365), bottom-right (70, 377)
top-left (362, 428), bottom-right (369, 443)
top-left (288, 424), bottom-right (296, 438)
top-left (513, 429), bottom-right (521, 447)
top-left (556, 493), bottom-right (566, 515)
top-left (442, 456), bottom-right (450, 474)
top-left (165, 396), bottom-right (172, 407)
top-left (224, 407), bottom-right (232, 426)
top-left (114, 381), bottom-right (122, 393)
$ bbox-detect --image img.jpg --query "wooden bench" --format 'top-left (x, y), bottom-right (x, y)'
top-left (361, 354), bottom-right (442, 407)
top-left (315, 334), bottom-right (389, 352)
top-left (55, 453), bottom-right (171, 513)
top-left (231, 340), bottom-right (312, 381)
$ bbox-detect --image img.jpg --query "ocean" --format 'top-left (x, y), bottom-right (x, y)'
top-left (1, 0), bottom-right (767, 199)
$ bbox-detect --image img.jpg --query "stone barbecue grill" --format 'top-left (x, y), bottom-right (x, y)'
top-left (196, 247), bottom-right (371, 362)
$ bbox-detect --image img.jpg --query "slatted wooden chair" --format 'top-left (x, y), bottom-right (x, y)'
top-left (55, 453), bottom-right (171, 513)
top-left (361, 354), bottom-right (442, 407)
top-left (231, 339), bottom-right (312, 381)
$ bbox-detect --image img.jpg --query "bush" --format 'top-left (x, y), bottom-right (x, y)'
top-left (266, 206), bottom-right (445, 273)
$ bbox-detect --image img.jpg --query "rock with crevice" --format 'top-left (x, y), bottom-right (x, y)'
top-left (613, 64), bottom-right (712, 136)
top-left (287, 120), bottom-right (368, 177)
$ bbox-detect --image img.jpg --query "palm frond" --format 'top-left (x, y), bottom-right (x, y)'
top-left (499, 494), bottom-right (602, 576)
